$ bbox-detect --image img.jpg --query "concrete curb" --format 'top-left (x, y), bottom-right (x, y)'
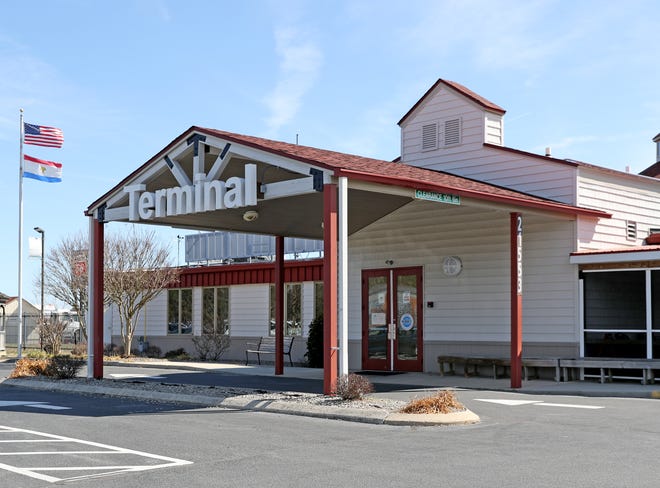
top-left (3, 378), bottom-right (480, 426)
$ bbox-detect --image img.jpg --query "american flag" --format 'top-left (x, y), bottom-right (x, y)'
top-left (23, 123), bottom-right (64, 148)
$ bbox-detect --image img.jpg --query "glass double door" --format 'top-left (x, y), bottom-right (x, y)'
top-left (362, 267), bottom-right (423, 372)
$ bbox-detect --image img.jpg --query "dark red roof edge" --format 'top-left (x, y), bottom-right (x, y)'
top-left (571, 245), bottom-right (660, 256)
top-left (398, 78), bottom-right (506, 126)
top-left (640, 161), bottom-right (660, 178)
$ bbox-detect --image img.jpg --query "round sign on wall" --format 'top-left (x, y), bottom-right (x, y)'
top-left (442, 256), bottom-right (462, 276)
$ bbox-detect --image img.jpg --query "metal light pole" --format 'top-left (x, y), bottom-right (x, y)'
top-left (34, 227), bottom-right (45, 325)
top-left (177, 235), bottom-right (184, 267)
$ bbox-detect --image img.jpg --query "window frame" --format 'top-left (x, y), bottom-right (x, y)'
top-left (202, 286), bottom-right (230, 335)
top-left (167, 288), bottom-right (193, 335)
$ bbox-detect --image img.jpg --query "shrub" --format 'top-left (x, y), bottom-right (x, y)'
top-left (164, 348), bottom-right (191, 361)
top-left (44, 355), bottom-right (84, 379)
top-left (305, 314), bottom-right (323, 368)
top-left (70, 342), bottom-right (88, 357)
top-left (145, 345), bottom-right (162, 358)
top-left (332, 373), bottom-right (374, 400)
top-left (9, 358), bottom-right (50, 378)
top-left (103, 343), bottom-right (121, 357)
top-left (9, 356), bottom-right (84, 380)
top-left (25, 350), bottom-right (50, 360)
top-left (192, 333), bottom-right (230, 361)
top-left (399, 390), bottom-right (465, 414)
top-left (38, 319), bottom-right (69, 356)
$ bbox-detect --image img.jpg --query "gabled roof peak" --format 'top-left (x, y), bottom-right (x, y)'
top-left (398, 78), bottom-right (506, 126)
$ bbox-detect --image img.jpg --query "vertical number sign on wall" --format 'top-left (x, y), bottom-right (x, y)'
top-left (511, 212), bottom-right (523, 388)
top-left (516, 214), bottom-right (523, 295)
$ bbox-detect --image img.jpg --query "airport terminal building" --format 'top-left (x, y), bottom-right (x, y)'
top-left (87, 79), bottom-right (660, 389)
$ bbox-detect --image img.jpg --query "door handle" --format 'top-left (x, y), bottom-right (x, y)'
top-left (387, 323), bottom-right (396, 340)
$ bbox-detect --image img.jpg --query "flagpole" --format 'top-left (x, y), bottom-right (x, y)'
top-left (17, 109), bottom-right (24, 358)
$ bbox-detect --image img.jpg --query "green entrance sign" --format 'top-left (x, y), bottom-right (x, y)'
top-left (414, 189), bottom-right (460, 205)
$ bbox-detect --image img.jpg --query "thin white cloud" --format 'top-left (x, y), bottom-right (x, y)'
top-left (263, 27), bottom-right (322, 137)
top-left (399, 0), bottom-right (576, 72)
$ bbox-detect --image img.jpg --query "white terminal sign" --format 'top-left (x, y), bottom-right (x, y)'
top-left (125, 164), bottom-right (258, 221)
top-left (414, 189), bottom-right (460, 205)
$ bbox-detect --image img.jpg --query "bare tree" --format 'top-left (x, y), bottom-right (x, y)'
top-left (38, 317), bottom-right (68, 355)
top-left (41, 232), bottom-right (89, 340)
top-left (104, 227), bottom-right (179, 357)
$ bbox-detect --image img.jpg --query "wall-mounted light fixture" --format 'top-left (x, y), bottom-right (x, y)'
top-left (243, 210), bottom-right (259, 222)
top-left (385, 259), bottom-right (394, 266)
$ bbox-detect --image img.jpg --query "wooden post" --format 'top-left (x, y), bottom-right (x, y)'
top-left (510, 212), bottom-right (523, 388)
top-left (275, 235), bottom-right (284, 375)
top-left (323, 184), bottom-right (338, 395)
top-left (92, 217), bottom-right (104, 379)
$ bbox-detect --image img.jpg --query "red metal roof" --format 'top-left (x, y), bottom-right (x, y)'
top-left (571, 245), bottom-right (660, 256)
top-left (398, 78), bottom-right (506, 126)
top-left (86, 126), bottom-right (609, 219)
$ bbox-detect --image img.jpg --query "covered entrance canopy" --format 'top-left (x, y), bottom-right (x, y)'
top-left (85, 126), bottom-right (609, 392)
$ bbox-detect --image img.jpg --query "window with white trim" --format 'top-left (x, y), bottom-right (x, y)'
top-left (202, 286), bottom-right (230, 334)
top-left (168, 288), bottom-right (192, 334)
top-left (269, 283), bottom-right (303, 336)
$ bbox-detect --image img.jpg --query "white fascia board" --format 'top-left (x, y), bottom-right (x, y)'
top-left (570, 250), bottom-right (660, 264)
top-left (202, 133), bottom-right (330, 177)
top-left (347, 179), bottom-right (415, 198)
top-left (103, 206), bottom-right (130, 222)
top-left (262, 176), bottom-right (315, 200)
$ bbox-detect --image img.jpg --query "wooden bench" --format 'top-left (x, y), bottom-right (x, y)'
top-left (437, 356), bottom-right (510, 380)
top-left (560, 358), bottom-right (660, 385)
top-left (522, 358), bottom-right (561, 382)
top-left (438, 355), bottom-right (561, 382)
top-left (245, 336), bottom-right (295, 366)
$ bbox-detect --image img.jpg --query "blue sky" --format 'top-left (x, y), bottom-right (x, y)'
top-left (0, 0), bottom-right (659, 305)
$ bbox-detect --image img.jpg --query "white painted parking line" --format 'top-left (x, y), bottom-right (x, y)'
top-left (474, 399), bottom-right (542, 406)
top-left (0, 401), bottom-right (71, 410)
top-left (26, 404), bottom-right (72, 410)
top-left (475, 399), bottom-right (604, 410)
top-left (109, 374), bottom-right (167, 380)
top-left (533, 402), bottom-right (604, 409)
top-left (0, 425), bottom-right (192, 483)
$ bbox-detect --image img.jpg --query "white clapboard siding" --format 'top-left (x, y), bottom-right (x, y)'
top-left (302, 281), bottom-right (316, 337)
top-left (230, 284), bottom-right (270, 337)
top-left (577, 168), bottom-right (660, 249)
top-left (348, 200), bottom-right (578, 344)
top-left (104, 290), bottom-right (169, 338)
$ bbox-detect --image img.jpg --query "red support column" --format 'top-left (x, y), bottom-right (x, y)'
top-left (323, 184), bottom-right (338, 395)
top-left (92, 217), bottom-right (104, 379)
top-left (510, 212), bottom-right (523, 388)
top-left (275, 235), bottom-right (284, 375)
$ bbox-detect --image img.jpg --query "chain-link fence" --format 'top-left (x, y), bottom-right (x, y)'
top-left (2, 313), bottom-right (81, 350)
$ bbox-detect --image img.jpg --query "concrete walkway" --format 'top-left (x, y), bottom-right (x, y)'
top-left (105, 358), bottom-right (660, 399)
